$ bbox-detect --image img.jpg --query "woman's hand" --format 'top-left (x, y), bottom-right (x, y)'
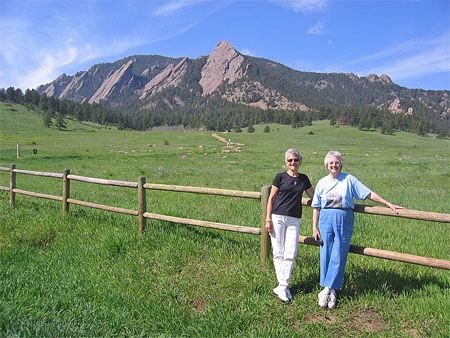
top-left (265, 220), bottom-right (273, 233)
top-left (313, 226), bottom-right (321, 242)
top-left (385, 201), bottom-right (403, 214)
top-left (369, 192), bottom-right (403, 215)
top-left (312, 208), bottom-right (321, 242)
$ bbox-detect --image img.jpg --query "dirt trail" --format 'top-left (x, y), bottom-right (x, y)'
top-left (211, 133), bottom-right (244, 153)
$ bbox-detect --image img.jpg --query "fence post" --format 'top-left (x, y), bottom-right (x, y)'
top-left (9, 164), bottom-right (16, 207)
top-left (62, 169), bottom-right (70, 215)
top-left (260, 185), bottom-right (271, 266)
top-left (16, 144), bottom-right (20, 159)
top-left (138, 176), bottom-right (147, 238)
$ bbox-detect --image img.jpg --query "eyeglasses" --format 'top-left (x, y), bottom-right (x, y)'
top-left (287, 158), bottom-right (299, 163)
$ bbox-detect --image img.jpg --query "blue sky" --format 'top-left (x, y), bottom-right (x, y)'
top-left (1, 0), bottom-right (449, 91)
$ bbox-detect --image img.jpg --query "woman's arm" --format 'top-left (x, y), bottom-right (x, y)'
top-left (312, 208), bottom-right (321, 241)
top-left (368, 191), bottom-right (402, 213)
top-left (305, 186), bottom-right (315, 201)
top-left (265, 185), bottom-right (279, 232)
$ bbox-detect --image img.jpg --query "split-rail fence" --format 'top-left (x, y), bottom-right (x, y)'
top-left (1, 164), bottom-right (449, 270)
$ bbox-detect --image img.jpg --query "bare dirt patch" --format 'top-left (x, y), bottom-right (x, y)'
top-left (211, 133), bottom-right (244, 153)
top-left (344, 307), bottom-right (388, 334)
top-left (405, 327), bottom-right (420, 337)
top-left (192, 299), bottom-right (207, 313)
top-left (303, 313), bottom-right (337, 324)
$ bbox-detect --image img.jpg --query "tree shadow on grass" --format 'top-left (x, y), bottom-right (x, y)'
top-left (154, 220), bottom-right (250, 247)
top-left (289, 252), bottom-right (449, 299)
top-left (341, 265), bottom-right (449, 298)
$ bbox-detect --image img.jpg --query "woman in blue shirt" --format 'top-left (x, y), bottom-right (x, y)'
top-left (312, 151), bottom-right (400, 309)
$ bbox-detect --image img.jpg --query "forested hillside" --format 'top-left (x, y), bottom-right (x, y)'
top-left (1, 41), bottom-right (449, 136)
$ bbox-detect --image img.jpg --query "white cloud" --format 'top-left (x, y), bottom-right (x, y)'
top-left (307, 22), bottom-right (324, 35)
top-left (78, 37), bottom-right (150, 63)
top-left (240, 48), bottom-right (255, 56)
top-left (0, 1), bottom-right (220, 90)
top-left (0, 19), bottom-right (30, 64)
top-left (0, 29), bottom-right (151, 89)
top-left (325, 32), bottom-right (450, 83)
top-left (367, 45), bottom-right (450, 81)
top-left (272, 0), bottom-right (328, 13)
top-left (154, 0), bottom-right (207, 16)
top-left (17, 46), bottom-right (78, 89)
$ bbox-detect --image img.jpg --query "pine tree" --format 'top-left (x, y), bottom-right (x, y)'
top-left (330, 116), bottom-right (336, 126)
top-left (55, 112), bottom-right (66, 130)
top-left (43, 111), bottom-right (52, 128)
top-left (39, 94), bottom-right (48, 112)
top-left (381, 119), bottom-right (394, 135)
top-left (437, 124), bottom-right (448, 139)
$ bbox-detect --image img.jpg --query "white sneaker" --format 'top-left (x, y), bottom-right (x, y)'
top-left (318, 287), bottom-right (329, 308)
top-left (328, 289), bottom-right (337, 309)
top-left (273, 285), bottom-right (290, 303)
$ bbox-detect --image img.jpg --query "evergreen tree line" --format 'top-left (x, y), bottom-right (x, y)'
top-left (327, 106), bottom-right (448, 138)
top-left (1, 86), bottom-right (448, 137)
top-left (0, 87), bottom-right (120, 129)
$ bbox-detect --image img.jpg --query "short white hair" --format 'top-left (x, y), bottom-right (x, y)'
top-left (285, 148), bottom-right (302, 163)
top-left (324, 150), bottom-right (343, 169)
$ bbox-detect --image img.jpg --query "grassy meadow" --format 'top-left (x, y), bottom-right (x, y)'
top-left (1, 102), bottom-right (449, 336)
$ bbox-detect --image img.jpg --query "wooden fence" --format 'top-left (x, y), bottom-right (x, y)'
top-left (1, 164), bottom-right (449, 270)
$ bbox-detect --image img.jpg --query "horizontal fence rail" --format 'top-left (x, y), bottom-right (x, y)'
top-left (67, 174), bottom-right (138, 188)
top-left (14, 188), bottom-right (63, 202)
top-left (353, 204), bottom-right (450, 223)
top-left (299, 236), bottom-right (450, 270)
top-left (67, 198), bottom-right (139, 216)
top-left (144, 212), bottom-right (261, 235)
top-left (13, 168), bottom-right (64, 179)
top-left (1, 164), bottom-right (449, 271)
top-left (144, 183), bottom-right (261, 199)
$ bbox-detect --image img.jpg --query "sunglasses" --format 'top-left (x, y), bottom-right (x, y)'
top-left (287, 158), bottom-right (299, 163)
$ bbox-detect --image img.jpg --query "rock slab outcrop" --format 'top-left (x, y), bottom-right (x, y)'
top-left (89, 60), bottom-right (134, 104)
top-left (199, 41), bottom-right (245, 96)
top-left (139, 57), bottom-right (188, 99)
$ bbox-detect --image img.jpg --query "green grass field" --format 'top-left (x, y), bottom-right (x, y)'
top-left (1, 102), bottom-right (449, 336)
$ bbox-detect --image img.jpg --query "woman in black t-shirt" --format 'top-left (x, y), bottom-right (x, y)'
top-left (265, 148), bottom-right (314, 303)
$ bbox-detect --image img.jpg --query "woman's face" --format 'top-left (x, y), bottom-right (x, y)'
top-left (327, 156), bottom-right (341, 175)
top-left (286, 154), bottom-right (300, 170)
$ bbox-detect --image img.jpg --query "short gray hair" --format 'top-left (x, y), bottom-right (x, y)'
top-left (324, 150), bottom-right (343, 169)
top-left (285, 148), bottom-right (302, 163)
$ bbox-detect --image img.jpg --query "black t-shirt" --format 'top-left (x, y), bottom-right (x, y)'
top-left (272, 172), bottom-right (312, 218)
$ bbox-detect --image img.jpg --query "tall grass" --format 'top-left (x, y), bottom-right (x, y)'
top-left (1, 103), bottom-right (449, 336)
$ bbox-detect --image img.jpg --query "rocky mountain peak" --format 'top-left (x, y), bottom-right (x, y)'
top-left (59, 71), bottom-right (86, 98)
top-left (42, 73), bottom-right (72, 97)
top-left (215, 40), bottom-right (235, 51)
top-left (199, 40), bottom-right (245, 96)
top-left (366, 73), bottom-right (393, 86)
top-left (139, 57), bottom-right (188, 99)
top-left (346, 73), bottom-right (359, 81)
top-left (88, 59), bottom-right (134, 104)
top-left (380, 74), bottom-right (393, 85)
top-left (389, 97), bottom-right (413, 115)
top-left (366, 74), bottom-right (379, 82)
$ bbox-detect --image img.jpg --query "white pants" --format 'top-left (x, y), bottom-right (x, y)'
top-left (270, 214), bottom-right (301, 287)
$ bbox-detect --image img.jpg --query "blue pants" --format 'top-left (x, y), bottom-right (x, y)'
top-left (319, 209), bottom-right (354, 290)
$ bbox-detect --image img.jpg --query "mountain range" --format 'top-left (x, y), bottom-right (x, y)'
top-left (37, 41), bottom-right (449, 125)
